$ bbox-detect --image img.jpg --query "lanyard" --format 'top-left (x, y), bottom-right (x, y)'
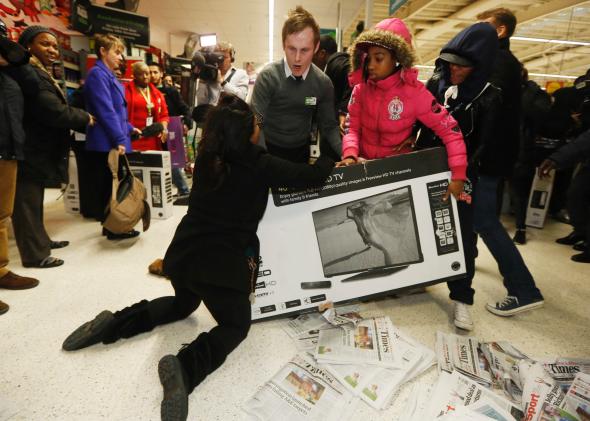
top-left (138, 86), bottom-right (153, 116)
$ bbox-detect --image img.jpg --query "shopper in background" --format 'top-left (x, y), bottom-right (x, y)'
top-left (539, 129), bottom-right (590, 263)
top-left (477, 8), bottom-right (522, 214)
top-left (419, 23), bottom-right (544, 329)
top-left (350, 20), bottom-right (364, 45)
top-left (149, 62), bottom-right (192, 196)
top-left (84, 34), bottom-right (141, 240)
top-left (62, 95), bottom-right (335, 421)
top-left (11, 26), bottom-right (91, 268)
top-left (195, 41), bottom-right (248, 106)
top-left (0, 18), bottom-right (40, 314)
top-left (251, 6), bottom-right (341, 162)
top-left (312, 34), bottom-right (351, 160)
top-left (125, 61), bottom-right (169, 151)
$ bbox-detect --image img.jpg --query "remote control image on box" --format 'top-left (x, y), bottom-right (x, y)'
top-left (426, 180), bottom-right (459, 255)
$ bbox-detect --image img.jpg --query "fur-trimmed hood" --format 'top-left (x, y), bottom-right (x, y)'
top-left (350, 28), bottom-right (415, 72)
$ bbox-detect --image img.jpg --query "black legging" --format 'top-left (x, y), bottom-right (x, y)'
top-left (103, 281), bottom-right (251, 394)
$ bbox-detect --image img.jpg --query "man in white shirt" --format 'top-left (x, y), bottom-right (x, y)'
top-left (195, 41), bottom-right (249, 105)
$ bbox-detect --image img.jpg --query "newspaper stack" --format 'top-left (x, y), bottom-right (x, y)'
top-left (480, 341), bottom-right (529, 402)
top-left (421, 371), bottom-right (525, 420)
top-left (314, 317), bottom-right (414, 368)
top-left (243, 353), bottom-right (357, 421)
top-left (541, 358), bottom-right (590, 393)
top-left (436, 331), bottom-right (493, 386)
top-left (561, 372), bottom-right (590, 419)
top-left (321, 325), bottom-right (436, 410)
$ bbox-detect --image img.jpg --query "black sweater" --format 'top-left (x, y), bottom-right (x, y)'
top-left (163, 145), bottom-right (334, 292)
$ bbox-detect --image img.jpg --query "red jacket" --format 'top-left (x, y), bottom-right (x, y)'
top-left (125, 81), bottom-right (169, 151)
top-left (342, 68), bottom-right (467, 180)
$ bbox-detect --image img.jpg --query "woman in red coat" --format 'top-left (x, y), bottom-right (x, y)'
top-left (125, 61), bottom-right (169, 151)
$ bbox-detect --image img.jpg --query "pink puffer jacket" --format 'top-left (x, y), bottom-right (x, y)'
top-left (342, 68), bottom-right (467, 180)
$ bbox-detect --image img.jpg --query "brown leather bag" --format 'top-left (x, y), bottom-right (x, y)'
top-left (102, 149), bottom-right (151, 234)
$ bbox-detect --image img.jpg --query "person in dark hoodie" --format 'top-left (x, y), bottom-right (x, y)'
top-left (61, 95), bottom-right (335, 421)
top-left (313, 34), bottom-right (352, 153)
top-left (419, 23), bottom-right (544, 330)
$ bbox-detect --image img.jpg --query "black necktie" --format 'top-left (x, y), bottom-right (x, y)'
top-left (294, 76), bottom-right (303, 82)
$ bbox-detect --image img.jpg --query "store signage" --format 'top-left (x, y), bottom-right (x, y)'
top-left (71, 1), bottom-right (149, 45)
top-left (252, 148), bottom-right (466, 320)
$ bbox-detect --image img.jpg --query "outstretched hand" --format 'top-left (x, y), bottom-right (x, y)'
top-left (538, 159), bottom-right (556, 178)
top-left (443, 180), bottom-right (465, 202)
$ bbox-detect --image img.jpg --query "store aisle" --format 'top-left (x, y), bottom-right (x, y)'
top-left (1, 189), bottom-right (588, 420)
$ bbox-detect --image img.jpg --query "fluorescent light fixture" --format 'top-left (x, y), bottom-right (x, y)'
top-left (199, 33), bottom-right (217, 47)
top-left (528, 72), bottom-right (578, 79)
top-left (415, 64), bottom-right (435, 69)
top-left (268, 0), bottom-right (274, 62)
top-left (512, 36), bottom-right (590, 47)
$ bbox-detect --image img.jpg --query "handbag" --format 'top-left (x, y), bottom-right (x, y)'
top-left (102, 149), bottom-right (151, 234)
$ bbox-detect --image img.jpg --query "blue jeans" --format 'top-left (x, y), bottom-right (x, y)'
top-left (172, 167), bottom-right (190, 195)
top-left (474, 175), bottom-right (543, 303)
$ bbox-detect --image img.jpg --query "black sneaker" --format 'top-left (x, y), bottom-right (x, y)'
top-left (159, 355), bottom-right (189, 421)
top-left (571, 252), bottom-right (590, 263)
top-left (105, 229), bottom-right (140, 240)
top-left (513, 229), bottom-right (526, 245)
top-left (62, 310), bottom-right (114, 351)
top-left (573, 241), bottom-right (588, 252)
top-left (556, 232), bottom-right (585, 245)
top-left (486, 296), bottom-right (544, 317)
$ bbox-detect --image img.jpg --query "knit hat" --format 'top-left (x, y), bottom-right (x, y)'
top-left (18, 25), bottom-right (57, 47)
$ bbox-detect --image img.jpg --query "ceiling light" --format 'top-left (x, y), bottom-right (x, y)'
top-left (528, 72), bottom-right (578, 79)
top-left (512, 36), bottom-right (590, 47)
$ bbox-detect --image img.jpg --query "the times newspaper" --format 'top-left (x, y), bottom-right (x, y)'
top-left (562, 372), bottom-right (590, 419)
top-left (243, 354), bottom-right (357, 421)
top-left (314, 317), bottom-right (411, 368)
top-left (480, 341), bottom-right (529, 403)
top-left (542, 358), bottom-right (590, 393)
top-left (436, 332), bottom-right (493, 386)
top-left (423, 371), bottom-right (525, 420)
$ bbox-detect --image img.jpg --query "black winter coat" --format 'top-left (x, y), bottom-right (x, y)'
top-left (163, 146), bottom-right (334, 292)
top-left (325, 52), bottom-right (352, 116)
top-left (18, 65), bottom-right (89, 185)
top-left (421, 73), bottom-right (503, 176)
top-left (157, 85), bottom-right (193, 128)
top-left (0, 69), bottom-right (25, 161)
top-left (550, 128), bottom-right (590, 168)
top-left (488, 37), bottom-right (522, 176)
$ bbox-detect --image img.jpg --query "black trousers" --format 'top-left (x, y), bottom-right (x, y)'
top-left (266, 142), bottom-right (310, 163)
top-left (568, 163), bottom-right (590, 241)
top-left (104, 280), bottom-right (251, 394)
top-left (12, 178), bottom-right (51, 264)
top-left (84, 151), bottom-right (113, 222)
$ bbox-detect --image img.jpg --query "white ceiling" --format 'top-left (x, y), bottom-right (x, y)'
top-left (135, 0), bottom-right (590, 84)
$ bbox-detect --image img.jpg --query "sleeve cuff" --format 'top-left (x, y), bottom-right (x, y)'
top-left (341, 147), bottom-right (358, 160)
top-left (450, 165), bottom-right (467, 181)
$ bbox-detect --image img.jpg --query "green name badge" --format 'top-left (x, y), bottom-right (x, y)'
top-left (305, 96), bottom-right (317, 106)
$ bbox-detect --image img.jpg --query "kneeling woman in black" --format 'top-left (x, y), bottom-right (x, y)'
top-left (62, 94), bottom-right (335, 421)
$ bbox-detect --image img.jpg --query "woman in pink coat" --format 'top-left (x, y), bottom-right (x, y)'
top-left (341, 22), bottom-right (467, 199)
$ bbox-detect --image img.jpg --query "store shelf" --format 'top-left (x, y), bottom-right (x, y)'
top-left (65, 81), bottom-right (81, 89)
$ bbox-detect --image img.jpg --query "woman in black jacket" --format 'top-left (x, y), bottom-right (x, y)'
top-left (62, 94), bottom-right (334, 421)
top-left (12, 26), bottom-right (92, 268)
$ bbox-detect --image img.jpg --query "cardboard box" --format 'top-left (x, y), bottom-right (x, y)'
top-left (128, 151), bottom-right (174, 219)
top-left (252, 148), bottom-right (466, 320)
top-left (525, 168), bottom-right (555, 229)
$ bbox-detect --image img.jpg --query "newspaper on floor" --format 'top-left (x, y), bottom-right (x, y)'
top-left (322, 324), bottom-right (435, 410)
top-left (243, 353), bottom-right (358, 421)
top-left (314, 317), bottom-right (411, 368)
top-left (436, 331), bottom-right (493, 386)
top-left (321, 308), bottom-right (363, 327)
top-left (436, 404), bottom-right (511, 421)
top-left (480, 341), bottom-right (529, 403)
top-left (282, 313), bottom-right (332, 351)
top-left (519, 359), bottom-right (566, 421)
top-left (561, 372), bottom-right (590, 419)
top-left (423, 370), bottom-right (525, 420)
top-left (403, 382), bottom-right (434, 421)
top-left (541, 358), bottom-right (590, 394)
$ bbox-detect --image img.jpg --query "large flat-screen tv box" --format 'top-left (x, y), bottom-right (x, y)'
top-left (128, 151), bottom-right (173, 220)
top-left (252, 147), bottom-right (466, 320)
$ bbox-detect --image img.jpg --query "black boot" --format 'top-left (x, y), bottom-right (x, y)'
top-left (102, 300), bottom-right (154, 344)
top-left (556, 231), bottom-right (585, 245)
top-left (159, 354), bottom-right (190, 421)
top-left (62, 310), bottom-right (115, 351)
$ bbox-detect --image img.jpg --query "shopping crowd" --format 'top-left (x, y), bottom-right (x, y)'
top-left (1, 6), bottom-right (589, 421)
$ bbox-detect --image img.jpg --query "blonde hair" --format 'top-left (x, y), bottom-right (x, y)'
top-left (94, 34), bottom-right (125, 58)
top-left (282, 6), bottom-right (320, 46)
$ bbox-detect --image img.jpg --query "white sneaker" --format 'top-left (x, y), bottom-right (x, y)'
top-left (453, 301), bottom-right (474, 331)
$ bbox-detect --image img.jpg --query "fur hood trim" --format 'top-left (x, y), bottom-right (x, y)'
top-left (350, 29), bottom-right (415, 71)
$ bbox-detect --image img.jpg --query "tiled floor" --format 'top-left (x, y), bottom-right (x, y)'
top-left (1, 189), bottom-right (588, 420)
